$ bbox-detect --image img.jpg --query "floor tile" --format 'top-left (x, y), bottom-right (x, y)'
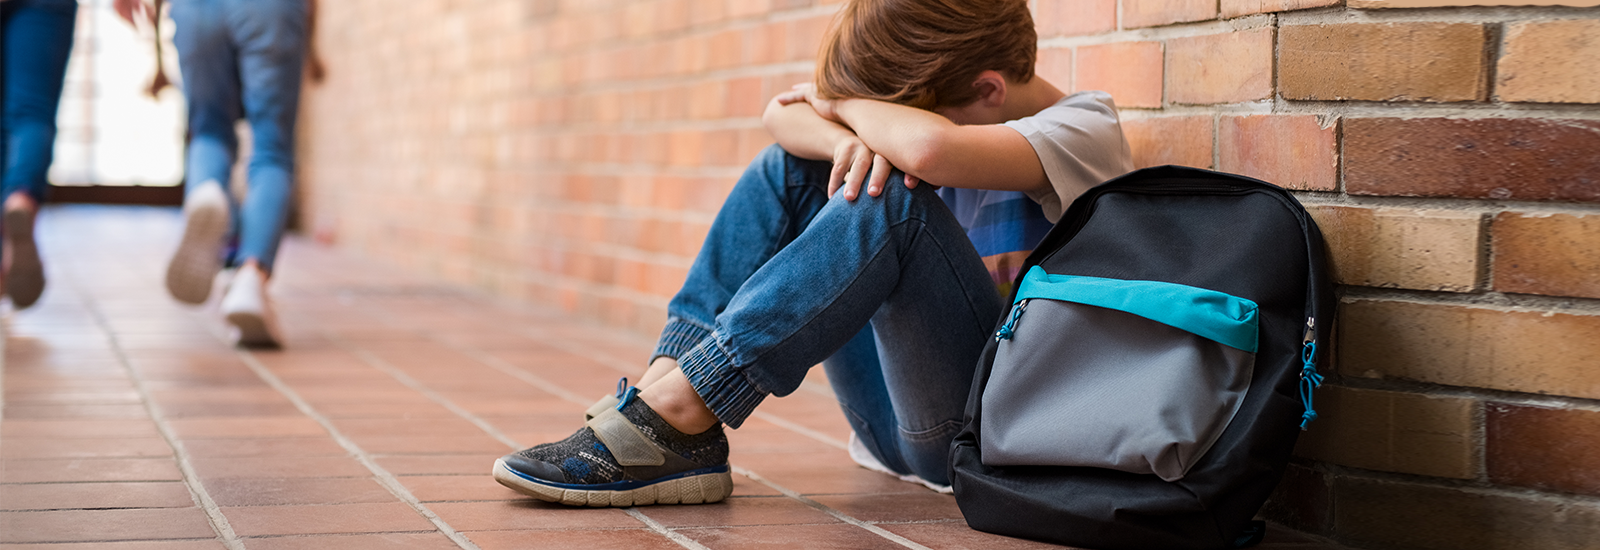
top-left (0, 539), bottom-right (222, 550)
top-left (180, 437), bottom-right (348, 458)
top-left (635, 496), bottom-right (839, 528)
top-left (0, 404), bottom-right (151, 420)
top-left (375, 454), bottom-right (497, 476)
top-left (343, 434), bottom-right (514, 455)
top-left (427, 501), bottom-right (644, 531)
top-left (0, 482), bottom-right (195, 511)
top-left (465, 528), bottom-right (683, 550)
top-left (1, 420), bottom-right (160, 439)
top-left (220, 502), bottom-right (436, 537)
top-left (0, 508), bottom-right (216, 543)
top-left (0, 437), bottom-right (173, 459)
top-left (878, 521), bottom-right (1078, 549)
top-left (165, 417), bottom-right (329, 439)
top-left (0, 458), bottom-right (183, 483)
top-left (398, 475), bottom-right (525, 503)
top-left (809, 493), bottom-right (965, 524)
top-left (204, 477), bottom-right (396, 506)
top-left (675, 524), bottom-right (909, 549)
top-left (187, 456), bottom-right (372, 479)
top-left (242, 532), bottom-right (461, 550)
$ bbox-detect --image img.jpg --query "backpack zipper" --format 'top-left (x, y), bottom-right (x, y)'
top-left (1298, 316), bottom-right (1324, 430)
top-left (994, 300), bottom-right (1030, 341)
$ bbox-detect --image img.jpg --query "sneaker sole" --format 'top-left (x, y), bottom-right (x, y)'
top-left (492, 458), bottom-right (732, 507)
top-left (3, 208), bottom-right (44, 309)
top-left (166, 199), bottom-right (229, 304)
top-left (226, 310), bottom-right (281, 348)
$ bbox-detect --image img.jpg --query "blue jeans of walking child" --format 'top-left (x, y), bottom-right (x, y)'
top-left (655, 144), bottom-right (1003, 486)
top-left (171, 0), bottom-right (307, 272)
top-left (2, 0), bottom-right (77, 203)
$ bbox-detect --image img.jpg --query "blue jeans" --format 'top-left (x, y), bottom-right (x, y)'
top-left (171, 0), bottom-right (307, 272)
top-left (1, 0), bottom-right (77, 203)
top-left (656, 144), bottom-right (1003, 485)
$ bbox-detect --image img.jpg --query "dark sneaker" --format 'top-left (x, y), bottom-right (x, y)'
top-left (493, 386), bottom-right (732, 507)
top-left (3, 205), bottom-right (44, 309)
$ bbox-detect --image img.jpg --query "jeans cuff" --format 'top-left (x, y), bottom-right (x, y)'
top-left (677, 336), bottom-right (765, 429)
top-left (652, 317), bottom-right (713, 363)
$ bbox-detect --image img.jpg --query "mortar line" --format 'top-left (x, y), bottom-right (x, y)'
top-left (76, 291), bottom-right (243, 550)
top-left (624, 508), bottom-right (715, 550)
top-left (734, 466), bottom-right (933, 550)
top-left (232, 350), bottom-right (482, 550)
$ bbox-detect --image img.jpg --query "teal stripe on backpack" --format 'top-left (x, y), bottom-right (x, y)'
top-left (1010, 266), bottom-right (1260, 353)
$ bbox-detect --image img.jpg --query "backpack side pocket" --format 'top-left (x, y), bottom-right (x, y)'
top-left (981, 267), bottom-right (1259, 481)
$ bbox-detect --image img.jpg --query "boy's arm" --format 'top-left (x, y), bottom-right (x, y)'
top-left (761, 97), bottom-right (901, 200)
top-left (829, 98), bottom-right (1047, 193)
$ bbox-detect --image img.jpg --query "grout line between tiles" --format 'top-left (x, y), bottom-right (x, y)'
top-left (624, 508), bottom-right (716, 550)
top-left (329, 334), bottom-right (523, 450)
top-left (733, 466), bottom-right (932, 550)
top-left (233, 350), bottom-right (482, 550)
top-left (77, 289), bottom-right (244, 550)
top-left (750, 411), bottom-right (847, 450)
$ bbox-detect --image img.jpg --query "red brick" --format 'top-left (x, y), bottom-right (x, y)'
top-left (1488, 403), bottom-right (1600, 496)
top-left (1122, 115), bottom-right (1213, 169)
top-left (1035, 0), bottom-right (1116, 37)
top-left (1335, 477), bottom-right (1600, 550)
top-left (1221, 0), bottom-right (1340, 17)
top-left (1035, 48), bottom-right (1072, 92)
top-left (1218, 115), bottom-right (1338, 191)
top-left (1166, 29), bottom-right (1274, 105)
top-left (1308, 205), bottom-right (1482, 292)
top-left (1344, 118), bottom-right (1600, 202)
top-left (1294, 386), bottom-right (1477, 479)
top-left (1497, 20), bottom-right (1600, 104)
top-left (1339, 299), bottom-right (1600, 400)
top-left (1492, 212), bottom-right (1600, 299)
top-left (1279, 23), bottom-right (1487, 102)
top-left (1123, 0), bottom-right (1216, 29)
top-left (1075, 42), bottom-right (1164, 108)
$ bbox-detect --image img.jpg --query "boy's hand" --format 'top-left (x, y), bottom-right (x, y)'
top-left (783, 83), bottom-right (926, 196)
top-left (831, 136), bottom-right (895, 200)
top-left (776, 84), bottom-right (841, 123)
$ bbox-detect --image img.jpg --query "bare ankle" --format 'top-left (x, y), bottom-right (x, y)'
top-left (638, 368), bottom-right (719, 435)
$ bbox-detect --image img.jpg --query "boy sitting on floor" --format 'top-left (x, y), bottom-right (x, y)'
top-left (492, 0), bottom-right (1133, 505)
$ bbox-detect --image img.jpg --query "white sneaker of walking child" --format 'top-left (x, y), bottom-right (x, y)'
top-left (166, 181), bottom-right (230, 304)
top-left (220, 265), bottom-right (283, 347)
top-left (846, 432), bottom-right (953, 494)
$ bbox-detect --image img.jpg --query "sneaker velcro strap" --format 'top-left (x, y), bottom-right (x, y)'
top-left (587, 408), bottom-right (666, 467)
top-left (584, 394), bottom-right (620, 420)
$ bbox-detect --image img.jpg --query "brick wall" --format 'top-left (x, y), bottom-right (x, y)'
top-left (296, 1), bottom-right (1600, 548)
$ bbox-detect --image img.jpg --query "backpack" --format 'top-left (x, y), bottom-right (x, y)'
top-left (949, 165), bottom-right (1334, 550)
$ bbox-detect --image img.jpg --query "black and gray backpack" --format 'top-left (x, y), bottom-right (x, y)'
top-left (949, 165), bottom-right (1334, 550)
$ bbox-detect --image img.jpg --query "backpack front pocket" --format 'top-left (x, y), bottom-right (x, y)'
top-left (981, 266), bottom-right (1259, 482)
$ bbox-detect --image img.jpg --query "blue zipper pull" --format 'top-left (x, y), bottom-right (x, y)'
top-left (995, 300), bottom-right (1030, 341)
top-left (1298, 317), bottom-right (1323, 430)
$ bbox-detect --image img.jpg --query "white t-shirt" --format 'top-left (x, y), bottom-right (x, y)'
top-left (1001, 91), bottom-right (1134, 223)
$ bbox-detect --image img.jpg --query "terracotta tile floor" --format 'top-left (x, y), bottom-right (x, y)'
top-left (0, 205), bottom-right (1355, 549)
